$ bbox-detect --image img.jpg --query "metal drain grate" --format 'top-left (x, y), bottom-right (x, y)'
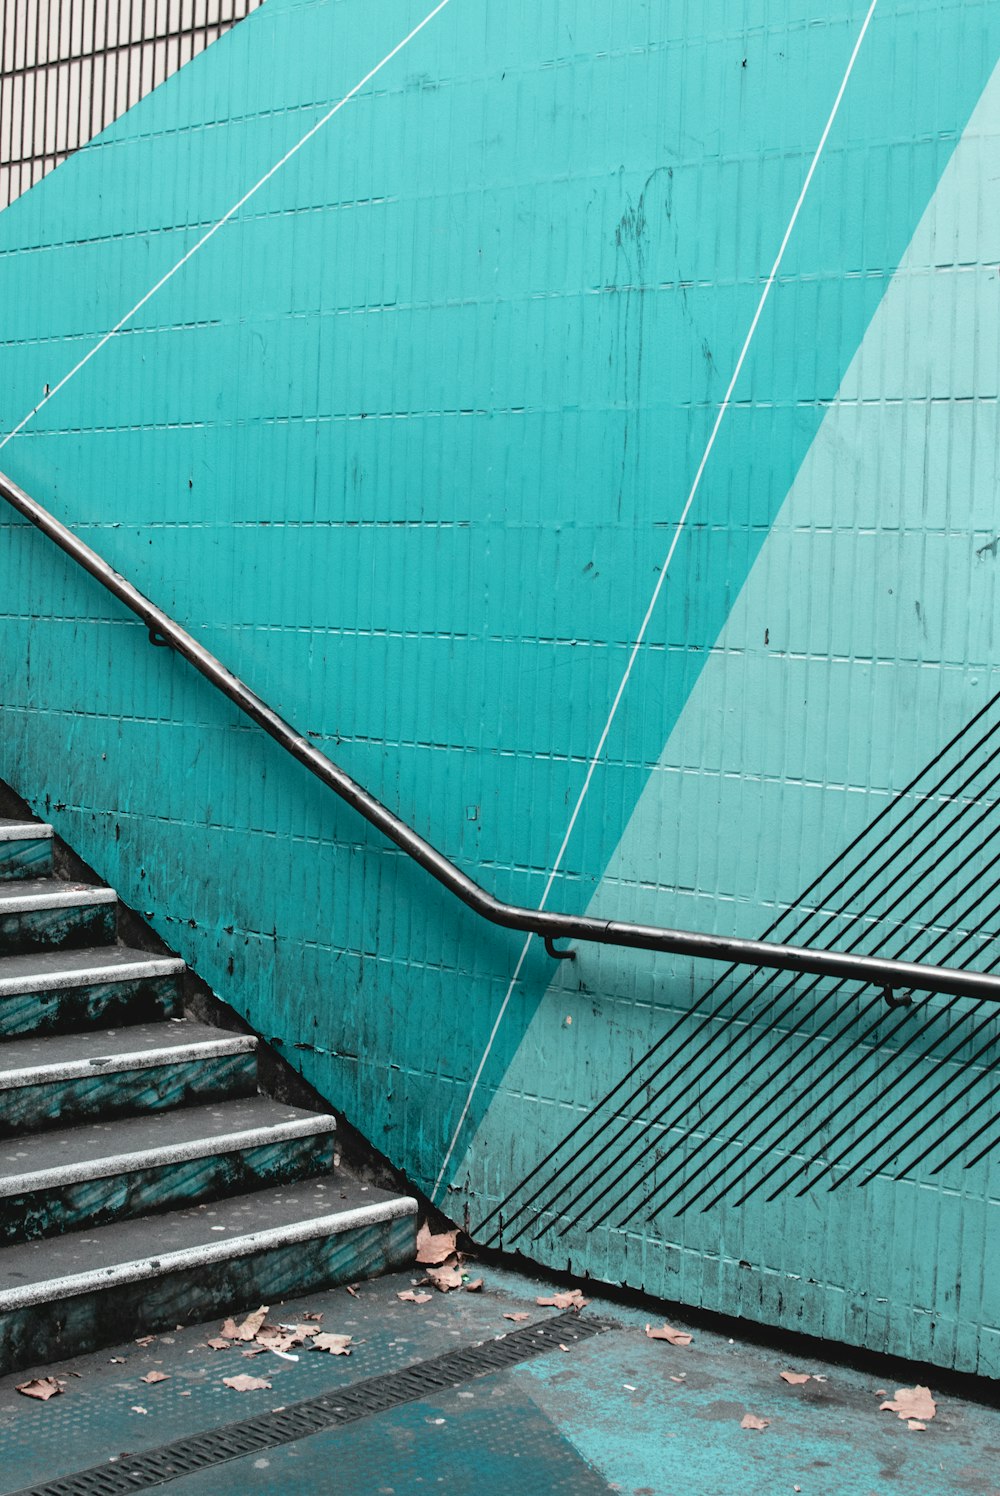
top-left (12, 1312), bottom-right (614, 1495)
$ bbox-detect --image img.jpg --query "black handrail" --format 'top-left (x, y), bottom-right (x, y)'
top-left (3, 466), bottom-right (999, 1003)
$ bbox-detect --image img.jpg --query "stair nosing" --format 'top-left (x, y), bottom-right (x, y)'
top-left (0, 884), bottom-right (117, 914)
top-left (0, 1194), bottom-right (418, 1310)
top-left (0, 823), bottom-right (53, 844)
top-left (0, 1033), bottom-right (257, 1091)
top-left (0, 1112), bottom-right (338, 1196)
top-left (0, 950), bottom-right (186, 997)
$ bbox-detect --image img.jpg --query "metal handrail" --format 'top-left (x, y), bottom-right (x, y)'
top-left (3, 466), bottom-right (999, 1003)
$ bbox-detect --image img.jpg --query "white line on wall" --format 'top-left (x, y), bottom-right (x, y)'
top-left (0, 0), bottom-right (455, 453)
top-left (432, 0), bottom-right (881, 1204)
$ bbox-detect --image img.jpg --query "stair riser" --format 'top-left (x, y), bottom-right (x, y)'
top-left (0, 839), bottom-right (52, 881)
top-left (0, 1212), bottom-right (415, 1377)
top-left (0, 1052), bottom-right (259, 1138)
top-left (0, 974), bottom-right (183, 1039)
top-left (0, 900), bottom-right (116, 956)
top-left (2, 1133), bottom-right (337, 1244)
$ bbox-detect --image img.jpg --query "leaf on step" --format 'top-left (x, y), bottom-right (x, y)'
top-left (206, 1338), bottom-right (230, 1351)
top-left (141, 1371), bottom-right (169, 1385)
top-left (779, 1372), bottom-right (811, 1385)
top-left (312, 1334), bottom-right (353, 1355)
top-left (397, 1290), bottom-right (433, 1304)
top-left (345, 1285), bottom-right (360, 1297)
top-left (131, 1406), bottom-right (148, 1415)
top-left (879, 1386), bottom-right (936, 1423)
top-left (16, 1378), bottom-right (61, 1401)
top-left (223, 1374), bottom-right (272, 1392)
top-left (463, 1278), bottom-right (484, 1293)
top-left (536, 1289), bottom-right (589, 1312)
top-left (907, 1420), bottom-right (927, 1431)
top-left (740, 1414), bottom-right (769, 1431)
top-left (503, 1313), bottom-right (531, 1322)
top-left (303, 1312), bottom-right (323, 1322)
top-left (426, 1263), bottom-right (464, 1292)
top-left (416, 1223), bottom-right (460, 1265)
top-left (225, 1306), bottom-right (269, 1341)
top-left (644, 1323), bottom-right (692, 1346)
top-left (241, 1348), bottom-right (267, 1358)
top-left (135, 1336), bottom-right (156, 1347)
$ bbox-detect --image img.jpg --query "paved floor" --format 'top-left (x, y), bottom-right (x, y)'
top-left (1, 1262), bottom-right (999, 1495)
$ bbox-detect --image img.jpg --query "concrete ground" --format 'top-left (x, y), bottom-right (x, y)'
top-left (0, 1261), bottom-right (998, 1495)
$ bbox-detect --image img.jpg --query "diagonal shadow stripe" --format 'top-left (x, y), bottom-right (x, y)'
top-left (475, 690), bottom-right (1000, 1247)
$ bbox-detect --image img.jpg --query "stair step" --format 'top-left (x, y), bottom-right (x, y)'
top-left (0, 1020), bottom-right (259, 1136)
top-left (0, 878), bottom-right (117, 955)
top-left (0, 1177), bottom-right (418, 1374)
top-left (0, 944), bottom-right (185, 1037)
top-left (0, 820), bottom-right (53, 881)
top-left (0, 1096), bottom-right (338, 1244)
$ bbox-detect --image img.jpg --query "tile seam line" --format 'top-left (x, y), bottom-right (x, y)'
top-left (0, 0), bottom-right (456, 453)
top-left (432, 0), bottom-right (881, 1203)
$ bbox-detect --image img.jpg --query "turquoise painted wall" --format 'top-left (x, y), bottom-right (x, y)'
top-left (2, 0), bottom-right (1000, 1373)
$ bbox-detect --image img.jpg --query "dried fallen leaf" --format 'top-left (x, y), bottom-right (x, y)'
top-left (206, 1338), bottom-right (230, 1351)
top-left (645, 1323), bottom-right (693, 1346)
top-left (135, 1336), bottom-right (155, 1347)
top-left (536, 1289), bottom-right (589, 1312)
top-left (345, 1285), bottom-right (360, 1298)
top-left (131, 1405), bottom-right (148, 1415)
top-left (397, 1290), bottom-right (433, 1304)
top-left (16, 1378), bottom-right (61, 1401)
top-left (907, 1420), bottom-right (927, 1432)
top-left (464, 1278), bottom-right (484, 1293)
top-left (880, 1386), bottom-right (936, 1423)
top-left (141, 1371), bottom-right (169, 1385)
top-left (416, 1223), bottom-right (460, 1266)
top-left (223, 1374), bottom-right (272, 1392)
top-left (109, 1357), bottom-right (126, 1365)
top-left (312, 1333), bottom-right (353, 1355)
top-left (779, 1371), bottom-right (811, 1385)
top-left (740, 1414), bottom-right (770, 1431)
top-left (303, 1312), bottom-right (323, 1322)
top-left (503, 1312), bottom-right (531, 1322)
top-left (225, 1306), bottom-right (269, 1342)
top-left (241, 1348), bottom-right (267, 1358)
top-left (426, 1263), bottom-right (465, 1292)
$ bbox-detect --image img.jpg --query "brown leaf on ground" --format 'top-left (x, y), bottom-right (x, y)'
top-left (312, 1333), bottom-right (353, 1355)
top-left (134, 1336), bottom-right (156, 1347)
top-left (206, 1338), bottom-right (230, 1351)
top-left (780, 1371), bottom-right (811, 1385)
top-left (740, 1414), bottom-right (770, 1431)
top-left (503, 1312), bottom-right (531, 1322)
top-left (225, 1306), bottom-right (269, 1342)
top-left (303, 1311), bottom-right (323, 1322)
top-left (880, 1386), bottom-right (936, 1423)
top-left (464, 1278), bottom-right (484, 1292)
top-left (907, 1420), bottom-right (927, 1431)
top-left (16, 1378), bottom-right (61, 1401)
top-left (644, 1323), bottom-right (693, 1346)
top-left (223, 1374), bottom-right (272, 1392)
top-left (416, 1223), bottom-right (460, 1266)
top-left (536, 1289), bottom-right (589, 1312)
top-left (397, 1290), bottom-right (433, 1304)
top-left (426, 1263), bottom-right (464, 1292)
top-left (141, 1371), bottom-right (169, 1385)
top-left (241, 1348), bottom-right (267, 1358)
top-left (345, 1285), bottom-right (360, 1297)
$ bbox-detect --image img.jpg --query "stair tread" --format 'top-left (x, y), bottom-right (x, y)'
top-left (0, 1177), bottom-right (416, 1300)
top-left (0, 878), bottom-right (116, 910)
top-left (0, 821), bottom-right (52, 842)
top-left (0, 943), bottom-right (185, 995)
top-left (0, 1096), bottom-right (336, 1190)
top-left (0, 1019), bottom-right (255, 1085)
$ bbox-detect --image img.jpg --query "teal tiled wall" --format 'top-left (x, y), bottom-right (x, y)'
top-left (2, 0), bottom-right (999, 1373)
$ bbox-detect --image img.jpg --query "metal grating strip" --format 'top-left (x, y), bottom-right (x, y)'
top-left (10, 1313), bottom-right (614, 1496)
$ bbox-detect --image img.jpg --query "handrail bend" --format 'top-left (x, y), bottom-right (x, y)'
top-left (3, 467), bottom-right (1000, 1004)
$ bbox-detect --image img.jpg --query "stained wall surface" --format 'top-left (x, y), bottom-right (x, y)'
top-left (1, 0), bottom-right (999, 1374)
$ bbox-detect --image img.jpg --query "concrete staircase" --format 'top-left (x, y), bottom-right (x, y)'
top-left (0, 815), bottom-right (417, 1375)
